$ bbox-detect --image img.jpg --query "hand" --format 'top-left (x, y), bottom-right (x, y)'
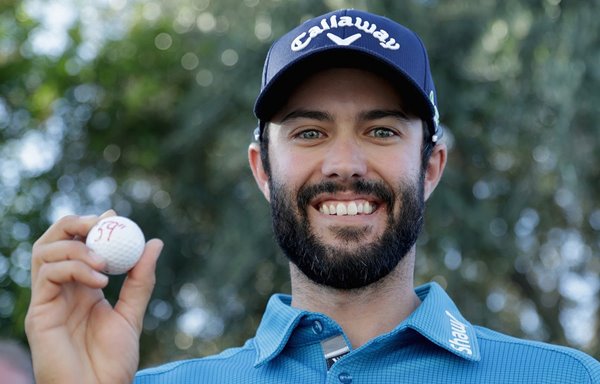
top-left (25, 211), bottom-right (163, 384)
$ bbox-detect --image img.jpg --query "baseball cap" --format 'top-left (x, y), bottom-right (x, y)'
top-left (253, 9), bottom-right (442, 143)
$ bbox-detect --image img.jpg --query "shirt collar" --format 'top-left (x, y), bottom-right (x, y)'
top-left (405, 282), bottom-right (481, 361)
top-left (253, 294), bottom-right (307, 367)
top-left (253, 282), bottom-right (481, 367)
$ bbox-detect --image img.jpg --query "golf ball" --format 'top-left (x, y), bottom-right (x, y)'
top-left (86, 216), bottom-right (145, 275)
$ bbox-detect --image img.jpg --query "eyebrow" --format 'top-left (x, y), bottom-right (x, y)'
top-left (278, 108), bottom-right (413, 124)
top-left (358, 109), bottom-right (412, 122)
top-left (280, 109), bottom-right (334, 123)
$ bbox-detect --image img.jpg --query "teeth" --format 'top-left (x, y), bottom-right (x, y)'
top-left (347, 202), bottom-right (358, 215)
top-left (319, 201), bottom-right (375, 216)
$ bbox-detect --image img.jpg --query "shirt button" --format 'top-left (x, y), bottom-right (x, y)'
top-left (338, 372), bottom-right (353, 383)
top-left (312, 320), bottom-right (323, 334)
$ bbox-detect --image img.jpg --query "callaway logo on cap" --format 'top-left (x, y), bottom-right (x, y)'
top-left (253, 9), bottom-right (442, 143)
top-left (290, 13), bottom-right (401, 51)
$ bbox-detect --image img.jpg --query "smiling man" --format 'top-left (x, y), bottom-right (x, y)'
top-left (248, 65), bottom-right (442, 353)
top-left (25, 9), bottom-right (600, 384)
top-left (259, 68), bottom-right (433, 290)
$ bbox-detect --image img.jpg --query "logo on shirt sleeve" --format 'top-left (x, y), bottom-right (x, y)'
top-left (445, 310), bottom-right (473, 356)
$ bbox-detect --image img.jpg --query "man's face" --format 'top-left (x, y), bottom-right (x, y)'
top-left (263, 68), bottom-right (429, 290)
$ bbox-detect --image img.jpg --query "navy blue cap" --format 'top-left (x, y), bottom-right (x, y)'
top-left (254, 9), bottom-right (442, 143)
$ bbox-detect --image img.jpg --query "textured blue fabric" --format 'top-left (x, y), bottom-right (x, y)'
top-left (135, 282), bottom-right (600, 383)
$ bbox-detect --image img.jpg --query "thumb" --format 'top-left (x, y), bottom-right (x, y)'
top-left (115, 238), bottom-right (163, 332)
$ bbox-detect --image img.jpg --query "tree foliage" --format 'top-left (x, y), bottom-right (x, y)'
top-left (1, 0), bottom-right (599, 366)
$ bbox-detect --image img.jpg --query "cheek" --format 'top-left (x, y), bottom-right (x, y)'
top-left (269, 146), bottom-right (320, 185)
top-left (368, 147), bottom-right (421, 180)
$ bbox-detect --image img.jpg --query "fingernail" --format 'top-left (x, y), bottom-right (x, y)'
top-left (92, 270), bottom-right (109, 284)
top-left (100, 209), bottom-right (116, 218)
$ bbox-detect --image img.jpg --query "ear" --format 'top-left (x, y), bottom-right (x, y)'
top-left (248, 142), bottom-right (271, 201)
top-left (423, 142), bottom-right (447, 201)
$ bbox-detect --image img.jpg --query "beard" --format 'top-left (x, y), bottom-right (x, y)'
top-left (269, 174), bottom-right (425, 290)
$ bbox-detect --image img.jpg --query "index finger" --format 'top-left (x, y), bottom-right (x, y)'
top-left (35, 210), bottom-right (117, 245)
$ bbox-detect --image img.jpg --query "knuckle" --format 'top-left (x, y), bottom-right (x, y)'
top-left (36, 262), bottom-right (51, 277)
top-left (64, 241), bottom-right (86, 260)
top-left (24, 307), bottom-right (38, 330)
top-left (32, 237), bottom-right (43, 249)
top-left (31, 242), bottom-right (43, 258)
top-left (59, 214), bottom-right (86, 230)
top-left (57, 214), bottom-right (79, 224)
top-left (31, 242), bottom-right (49, 264)
top-left (24, 305), bottom-right (46, 335)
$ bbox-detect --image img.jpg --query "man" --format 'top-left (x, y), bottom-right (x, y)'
top-left (25, 9), bottom-right (600, 383)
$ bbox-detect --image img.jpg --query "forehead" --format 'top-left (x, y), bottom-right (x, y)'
top-left (272, 68), bottom-right (413, 120)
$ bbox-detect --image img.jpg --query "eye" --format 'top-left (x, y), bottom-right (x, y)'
top-left (369, 127), bottom-right (396, 138)
top-left (296, 129), bottom-right (323, 140)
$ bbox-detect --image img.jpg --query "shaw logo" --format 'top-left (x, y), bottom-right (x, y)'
top-left (445, 310), bottom-right (473, 356)
top-left (291, 14), bottom-right (400, 52)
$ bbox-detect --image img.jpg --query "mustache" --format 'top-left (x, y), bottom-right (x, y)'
top-left (297, 179), bottom-right (395, 212)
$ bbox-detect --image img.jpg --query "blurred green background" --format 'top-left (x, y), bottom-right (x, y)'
top-left (1, 0), bottom-right (599, 367)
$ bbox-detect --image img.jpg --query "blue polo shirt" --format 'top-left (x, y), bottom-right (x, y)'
top-left (135, 282), bottom-right (600, 383)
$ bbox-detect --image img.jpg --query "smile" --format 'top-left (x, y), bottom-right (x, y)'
top-left (317, 200), bottom-right (377, 216)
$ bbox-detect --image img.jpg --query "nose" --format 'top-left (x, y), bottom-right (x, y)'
top-left (321, 137), bottom-right (368, 180)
